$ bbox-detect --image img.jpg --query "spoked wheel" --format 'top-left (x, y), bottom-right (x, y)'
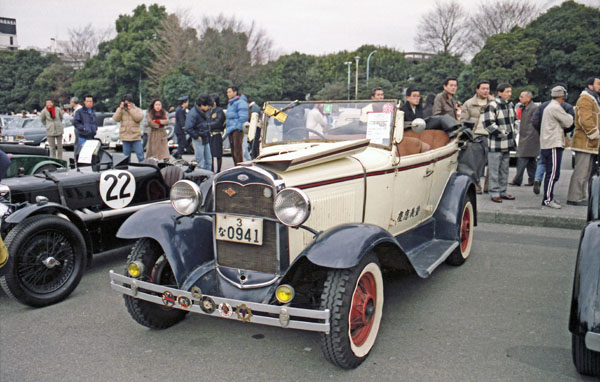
top-left (320, 254), bottom-right (383, 369)
top-left (123, 238), bottom-right (187, 329)
top-left (446, 194), bottom-right (474, 266)
top-left (0, 215), bottom-right (87, 307)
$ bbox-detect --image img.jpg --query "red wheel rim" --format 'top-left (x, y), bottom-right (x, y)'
top-left (350, 272), bottom-right (377, 346)
top-left (460, 205), bottom-right (471, 253)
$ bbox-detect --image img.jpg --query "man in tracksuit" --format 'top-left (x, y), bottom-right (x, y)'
top-left (539, 86), bottom-right (574, 209)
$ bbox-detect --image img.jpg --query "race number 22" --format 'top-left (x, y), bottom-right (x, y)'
top-left (99, 170), bottom-right (136, 209)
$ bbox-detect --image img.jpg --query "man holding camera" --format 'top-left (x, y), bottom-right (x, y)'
top-left (113, 94), bottom-right (144, 162)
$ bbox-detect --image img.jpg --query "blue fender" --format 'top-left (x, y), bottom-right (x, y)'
top-left (302, 223), bottom-right (403, 269)
top-left (432, 172), bottom-right (477, 241)
top-left (117, 203), bottom-right (214, 286)
top-left (569, 221), bottom-right (600, 336)
top-left (588, 174), bottom-right (599, 221)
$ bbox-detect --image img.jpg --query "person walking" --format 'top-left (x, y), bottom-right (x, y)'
top-left (185, 94), bottom-right (213, 171)
top-left (461, 80), bottom-right (494, 193)
top-left (483, 83), bottom-right (517, 203)
top-left (540, 86), bottom-right (574, 208)
top-left (113, 94), bottom-right (144, 162)
top-left (226, 86), bottom-right (249, 166)
top-left (173, 96), bottom-right (189, 159)
top-left (210, 94), bottom-right (226, 172)
top-left (145, 99), bottom-right (170, 160)
top-left (510, 91), bottom-right (539, 186)
top-left (433, 77), bottom-right (459, 119)
top-left (567, 76), bottom-right (600, 205)
top-left (39, 99), bottom-right (64, 159)
top-left (72, 94), bottom-right (98, 149)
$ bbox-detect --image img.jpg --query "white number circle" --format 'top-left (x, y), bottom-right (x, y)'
top-left (99, 170), bottom-right (136, 209)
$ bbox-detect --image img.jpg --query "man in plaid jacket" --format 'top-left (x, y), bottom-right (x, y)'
top-left (483, 83), bottom-right (517, 203)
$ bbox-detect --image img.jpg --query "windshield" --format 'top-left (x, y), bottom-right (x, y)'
top-left (263, 101), bottom-right (396, 147)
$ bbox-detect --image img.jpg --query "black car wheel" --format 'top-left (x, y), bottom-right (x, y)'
top-left (124, 238), bottom-right (187, 329)
top-left (0, 215), bottom-right (87, 307)
top-left (573, 334), bottom-right (600, 376)
top-left (319, 253), bottom-right (383, 369)
top-left (445, 194), bottom-right (474, 266)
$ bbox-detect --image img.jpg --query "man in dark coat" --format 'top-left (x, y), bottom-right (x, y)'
top-left (174, 96), bottom-right (189, 159)
top-left (209, 94), bottom-right (226, 173)
top-left (510, 91), bottom-right (539, 186)
top-left (401, 87), bottom-right (423, 123)
top-left (72, 94), bottom-right (98, 150)
top-left (185, 94), bottom-right (213, 171)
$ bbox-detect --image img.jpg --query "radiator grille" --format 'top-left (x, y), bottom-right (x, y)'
top-left (215, 182), bottom-right (278, 274)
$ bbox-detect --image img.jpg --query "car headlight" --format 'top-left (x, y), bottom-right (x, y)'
top-left (274, 188), bottom-right (311, 227)
top-left (170, 180), bottom-right (202, 215)
top-left (0, 184), bottom-right (10, 203)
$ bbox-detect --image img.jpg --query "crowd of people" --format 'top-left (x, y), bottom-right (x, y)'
top-left (402, 76), bottom-right (600, 209)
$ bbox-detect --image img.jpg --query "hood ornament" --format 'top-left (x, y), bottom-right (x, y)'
top-left (224, 187), bottom-right (236, 197)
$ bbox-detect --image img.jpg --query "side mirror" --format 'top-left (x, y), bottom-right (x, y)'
top-left (411, 118), bottom-right (426, 133)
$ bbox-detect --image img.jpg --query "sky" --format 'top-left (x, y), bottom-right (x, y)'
top-left (0, 0), bottom-right (596, 56)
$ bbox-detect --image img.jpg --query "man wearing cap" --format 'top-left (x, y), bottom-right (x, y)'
top-left (567, 76), bottom-right (600, 206)
top-left (174, 96), bottom-right (189, 159)
top-left (539, 86), bottom-right (574, 208)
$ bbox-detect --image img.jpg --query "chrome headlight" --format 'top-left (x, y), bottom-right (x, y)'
top-left (0, 184), bottom-right (10, 203)
top-left (274, 188), bottom-right (311, 227)
top-left (170, 180), bottom-right (202, 215)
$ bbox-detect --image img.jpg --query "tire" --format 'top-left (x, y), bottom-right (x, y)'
top-left (123, 238), bottom-right (187, 329)
top-left (33, 163), bottom-right (59, 174)
top-left (445, 194), bottom-right (475, 266)
top-left (320, 254), bottom-right (383, 369)
top-left (0, 215), bottom-right (87, 307)
top-left (573, 333), bottom-right (600, 376)
top-left (160, 165), bottom-right (184, 189)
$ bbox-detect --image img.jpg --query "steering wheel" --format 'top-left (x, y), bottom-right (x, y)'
top-left (285, 127), bottom-right (327, 140)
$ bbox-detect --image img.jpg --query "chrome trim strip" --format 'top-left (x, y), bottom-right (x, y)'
top-left (216, 266), bottom-right (280, 289)
top-left (425, 241), bottom-right (459, 275)
top-left (110, 270), bottom-right (329, 333)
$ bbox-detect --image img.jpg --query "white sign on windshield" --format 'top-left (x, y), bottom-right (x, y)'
top-left (366, 112), bottom-right (391, 144)
top-left (78, 140), bottom-right (99, 164)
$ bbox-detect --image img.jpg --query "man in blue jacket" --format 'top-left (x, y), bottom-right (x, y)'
top-left (226, 86), bottom-right (249, 165)
top-left (72, 94), bottom-right (98, 150)
top-left (185, 94), bottom-right (213, 171)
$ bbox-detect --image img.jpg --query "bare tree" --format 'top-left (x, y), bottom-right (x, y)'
top-left (465, 0), bottom-right (544, 52)
top-left (146, 12), bottom-right (200, 88)
top-left (415, 1), bottom-right (468, 55)
top-left (60, 24), bottom-right (112, 67)
top-left (198, 14), bottom-right (278, 65)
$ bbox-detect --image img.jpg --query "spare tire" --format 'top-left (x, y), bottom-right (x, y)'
top-left (160, 165), bottom-right (184, 189)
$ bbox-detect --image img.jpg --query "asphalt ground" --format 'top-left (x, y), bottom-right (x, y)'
top-left (0, 223), bottom-right (589, 381)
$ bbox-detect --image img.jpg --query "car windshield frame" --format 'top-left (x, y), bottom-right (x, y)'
top-left (261, 100), bottom-right (398, 150)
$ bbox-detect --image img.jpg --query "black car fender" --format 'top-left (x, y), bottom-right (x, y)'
top-left (116, 202), bottom-right (214, 286)
top-left (4, 202), bottom-right (92, 255)
top-left (569, 221), bottom-right (600, 336)
top-left (432, 172), bottom-right (477, 241)
top-left (300, 223), bottom-right (406, 270)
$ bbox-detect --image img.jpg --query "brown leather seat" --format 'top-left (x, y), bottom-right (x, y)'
top-left (404, 130), bottom-right (450, 150)
top-left (397, 136), bottom-right (431, 156)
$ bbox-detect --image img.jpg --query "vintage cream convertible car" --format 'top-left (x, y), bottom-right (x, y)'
top-left (109, 100), bottom-right (478, 369)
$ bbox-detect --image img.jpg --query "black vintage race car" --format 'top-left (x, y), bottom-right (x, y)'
top-left (570, 155), bottom-right (600, 376)
top-left (0, 140), bottom-right (212, 307)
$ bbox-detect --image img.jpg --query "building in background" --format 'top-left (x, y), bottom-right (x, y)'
top-left (0, 17), bottom-right (18, 50)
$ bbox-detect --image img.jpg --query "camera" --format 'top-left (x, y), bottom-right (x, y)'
top-left (122, 94), bottom-right (133, 109)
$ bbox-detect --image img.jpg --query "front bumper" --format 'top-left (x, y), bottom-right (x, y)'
top-left (110, 271), bottom-right (330, 333)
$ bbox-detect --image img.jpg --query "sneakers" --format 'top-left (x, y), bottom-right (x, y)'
top-left (543, 201), bottom-right (561, 209)
top-left (533, 180), bottom-right (540, 195)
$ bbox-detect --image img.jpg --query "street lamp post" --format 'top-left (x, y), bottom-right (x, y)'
top-left (354, 56), bottom-right (360, 99)
top-left (344, 61), bottom-right (352, 100)
top-left (366, 50), bottom-right (377, 89)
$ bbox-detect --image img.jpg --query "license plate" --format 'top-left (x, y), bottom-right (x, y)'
top-left (216, 215), bottom-right (263, 246)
